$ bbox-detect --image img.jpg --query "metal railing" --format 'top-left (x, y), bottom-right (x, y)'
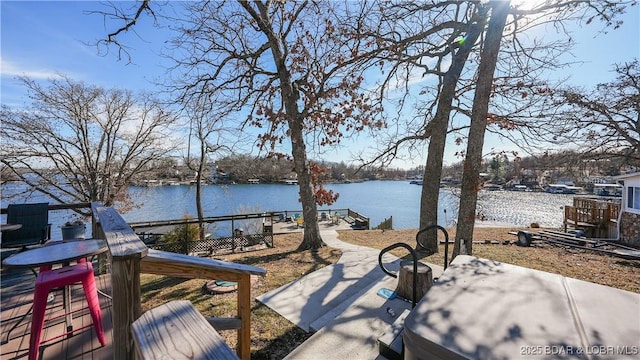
top-left (378, 242), bottom-right (418, 308)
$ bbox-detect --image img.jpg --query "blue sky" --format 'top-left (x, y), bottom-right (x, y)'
top-left (1, 1), bottom-right (638, 169)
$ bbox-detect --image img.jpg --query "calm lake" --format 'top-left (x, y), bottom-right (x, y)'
top-left (2, 180), bottom-right (575, 234)
top-left (2, 180), bottom-right (577, 238)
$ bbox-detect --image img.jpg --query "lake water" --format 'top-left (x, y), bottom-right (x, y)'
top-left (105, 181), bottom-right (577, 228)
top-left (2, 180), bottom-right (576, 237)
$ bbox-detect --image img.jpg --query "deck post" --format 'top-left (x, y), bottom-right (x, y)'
top-left (237, 274), bottom-right (252, 360)
top-left (111, 257), bottom-right (142, 359)
top-left (94, 205), bottom-right (148, 360)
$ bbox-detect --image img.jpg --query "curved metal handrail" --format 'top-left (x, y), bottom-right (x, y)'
top-left (378, 242), bottom-right (418, 308)
top-left (415, 224), bottom-right (450, 271)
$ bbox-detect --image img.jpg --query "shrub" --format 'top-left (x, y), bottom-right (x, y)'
top-left (163, 215), bottom-right (201, 243)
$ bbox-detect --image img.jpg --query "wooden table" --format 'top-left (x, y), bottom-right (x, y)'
top-left (2, 240), bottom-right (109, 338)
top-left (3, 239), bottom-right (107, 269)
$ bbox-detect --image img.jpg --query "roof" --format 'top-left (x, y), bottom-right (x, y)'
top-left (614, 171), bottom-right (640, 180)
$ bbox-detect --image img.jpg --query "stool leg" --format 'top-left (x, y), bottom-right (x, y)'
top-left (30, 283), bottom-right (51, 360)
top-left (81, 272), bottom-right (105, 346)
top-left (63, 285), bottom-right (73, 335)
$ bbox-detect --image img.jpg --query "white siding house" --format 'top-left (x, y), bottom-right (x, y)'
top-left (615, 171), bottom-right (640, 246)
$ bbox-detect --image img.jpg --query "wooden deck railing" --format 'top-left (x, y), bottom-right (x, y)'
top-left (563, 199), bottom-right (621, 238)
top-left (91, 203), bottom-right (266, 360)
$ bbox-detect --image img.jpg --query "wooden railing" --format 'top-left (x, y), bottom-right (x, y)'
top-left (563, 199), bottom-right (621, 238)
top-left (375, 216), bottom-right (393, 230)
top-left (91, 203), bottom-right (266, 360)
top-left (347, 209), bottom-right (370, 229)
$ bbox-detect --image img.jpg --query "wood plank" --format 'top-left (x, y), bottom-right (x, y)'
top-left (564, 220), bottom-right (596, 227)
top-left (132, 300), bottom-right (238, 360)
top-left (538, 230), bottom-right (599, 244)
top-left (207, 317), bottom-right (242, 331)
top-left (93, 205), bottom-right (147, 360)
top-left (94, 206), bottom-right (148, 259)
top-left (237, 275), bottom-right (251, 360)
top-left (141, 249), bottom-right (266, 278)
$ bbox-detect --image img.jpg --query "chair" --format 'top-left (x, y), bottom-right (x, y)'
top-left (30, 262), bottom-right (105, 360)
top-left (332, 212), bottom-right (341, 225)
top-left (2, 203), bottom-right (50, 250)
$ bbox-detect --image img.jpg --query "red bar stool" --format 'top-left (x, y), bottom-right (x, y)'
top-left (30, 262), bottom-right (105, 360)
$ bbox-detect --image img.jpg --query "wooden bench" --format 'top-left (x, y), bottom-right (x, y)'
top-left (354, 217), bottom-right (368, 228)
top-left (132, 300), bottom-right (238, 360)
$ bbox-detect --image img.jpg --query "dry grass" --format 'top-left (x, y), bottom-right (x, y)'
top-left (138, 227), bottom-right (639, 359)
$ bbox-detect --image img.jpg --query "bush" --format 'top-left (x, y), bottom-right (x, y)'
top-left (163, 215), bottom-right (201, 243)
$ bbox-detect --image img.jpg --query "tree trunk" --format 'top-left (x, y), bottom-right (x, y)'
top-left (248, 1), bottom-right (325, 251)
top-left (395, 260), bottom-right (433, 303)
top-left (196, 139), bottom-right (206, 241)
top-left (455, 0), bottom-right (510, 257)
top-left (286, 108), bottom-right (323, 250)
top-left (418, 6), bottom-right (489, 253)
top-left (289, 120), bottom-right (324, 250)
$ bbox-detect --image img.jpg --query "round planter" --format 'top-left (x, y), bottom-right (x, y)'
top-left (61, 224), bottom-right (86, 240)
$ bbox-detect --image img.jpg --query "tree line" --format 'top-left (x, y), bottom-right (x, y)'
top-left (1, 1), bottom-right (637, 255)
top-left (139, 148), bottom-right (632, 187)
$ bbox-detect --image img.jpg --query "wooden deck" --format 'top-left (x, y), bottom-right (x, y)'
top-left (1, 265), bottom-right (113, 360)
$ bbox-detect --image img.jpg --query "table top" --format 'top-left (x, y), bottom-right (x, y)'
top-left (0, 224), bottom-right (22, 232)
top-left (2, 239), bottom-right (108, 268)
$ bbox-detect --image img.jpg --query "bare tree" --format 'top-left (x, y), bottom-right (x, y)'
top-left (551, 60), bottom-right (640, 163)
top-left (358, 0), bottom-right (632, 253)
top-left (99, 1), bottom-right (385, 250)
top-left (454, 0), bottom-right (510, 257)
top-left (0, 75), bottom-right (177, 215)
top-left (354, 1), bottom-right (491, 252)
top-left (183, 97), bottom-right (232, 240)
top-left (451, 1), bottom-right (634, 257)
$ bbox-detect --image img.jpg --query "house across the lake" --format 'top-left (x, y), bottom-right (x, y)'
top-left (615, 171), bottom-right (640, 247)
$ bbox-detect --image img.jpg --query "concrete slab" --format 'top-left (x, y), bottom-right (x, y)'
top-left (258, 228), bottom-right (445, 359)
top-left (257, 261), bottom-right (386, 331)
top-left (257, 229), bottom-right (401, 331)
top-left (285, 276), bottom-right (412, 360)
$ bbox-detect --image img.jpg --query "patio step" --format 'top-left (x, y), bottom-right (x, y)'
top-left (377, 309), bottom-right (411, 360)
